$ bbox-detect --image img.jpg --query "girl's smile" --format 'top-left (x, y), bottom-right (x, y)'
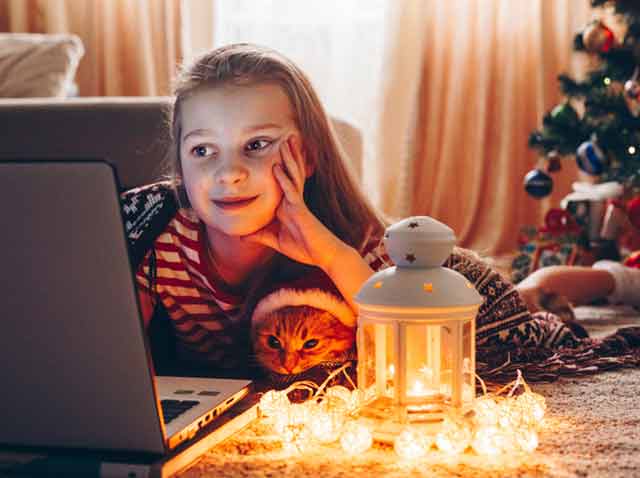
top-left (212, 195), bottom-right (259, 212)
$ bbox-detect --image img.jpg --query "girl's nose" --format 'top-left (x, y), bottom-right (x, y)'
top-left (215, 155), bottom-right (248, 185)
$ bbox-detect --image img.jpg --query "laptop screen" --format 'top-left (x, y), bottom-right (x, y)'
top-left (0, 160), bottom-right (165, 454)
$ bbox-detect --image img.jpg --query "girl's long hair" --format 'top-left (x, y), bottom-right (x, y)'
top-left (166, 43), bottom-right (385, 252)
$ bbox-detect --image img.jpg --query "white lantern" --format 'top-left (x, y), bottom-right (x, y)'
top-left (355, 217), bottom-right (482, 435)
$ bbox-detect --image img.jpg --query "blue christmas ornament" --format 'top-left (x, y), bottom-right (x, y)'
top-left (576, 140), bottom-right (607, 175)
top-left (524, 169), bottom-right (553, 198)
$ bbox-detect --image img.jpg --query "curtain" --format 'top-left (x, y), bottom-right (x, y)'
top-left (378, 0), bottom-right (594, 254)
top-left (1, 0), bottom-right (183, 96)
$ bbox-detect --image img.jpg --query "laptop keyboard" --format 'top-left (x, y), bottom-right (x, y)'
top-left (160, 399), bottom-right (200, 424)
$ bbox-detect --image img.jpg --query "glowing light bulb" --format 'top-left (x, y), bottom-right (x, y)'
top-left (604, 77), bottom-right (611, 85)
top-left (498, 399), bottom-right (525, 429)
top-left (628, 146), bottom-right (637, 155)
top-left (340, 422), bottom-right (373, 455)
top-left (409, 379), bottom-right (427, 396)
top-left (516, 428), bottom-right (539, 453)
top-left (324, 386), bottom-right (358, 414)
top-left (282, 425), bottom-right (313, 455)
top-left (497, 429), bottom-right (519, 453)
top-left (473, 397), bottom-right (500, 426)
top-left (435, 419), bottom-right (471, 455)
top-left (309, 409), bottom-right (343, 443)
top-left (259, 390), bottom-right (290, 418)
top-left (274, 402), bottom-right (312, 436)
top-left (471, 427), bottom-right (504, 456)
top-left (288, 402), bottom-right (312, 425)
top-left (394, 428), bottom-right (432, 460)
top-left (517, 391), bottom-right (546, 424)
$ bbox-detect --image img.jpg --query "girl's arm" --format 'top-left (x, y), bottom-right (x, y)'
top-left (515, 265), bottom-right (615, 310)
top-left (322, 243), bottom-right (375, 313)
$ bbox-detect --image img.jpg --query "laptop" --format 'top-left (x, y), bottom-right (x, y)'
top-left (0, 160), bottom-right (252, 464)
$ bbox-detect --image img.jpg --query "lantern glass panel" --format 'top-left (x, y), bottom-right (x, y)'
top-left (359, 322), bottom-right (396, 401)
top-left (462, 320), bottom-right (475, 402)
top-left (405, 324), bottom-right (445, 402)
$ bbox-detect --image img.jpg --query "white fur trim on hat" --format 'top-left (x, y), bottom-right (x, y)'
top-left (251, 288), bottom-right (356, 327)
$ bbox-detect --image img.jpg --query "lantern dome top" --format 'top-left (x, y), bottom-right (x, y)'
top-left (383, 216), bottom-right (455, 267)
top-left (355, 216), bottom-right (483, 312)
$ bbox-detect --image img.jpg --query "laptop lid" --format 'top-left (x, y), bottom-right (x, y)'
top-left (0, 160), bottom-right (166, 454)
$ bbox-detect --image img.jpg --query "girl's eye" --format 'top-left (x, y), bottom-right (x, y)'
top-left (246, 139), bottom-right (272, 152)
top-left (268, 335), bottom-right (282, 350)
top-left (191, 145), bottom-right (214, 158)
top-left (303, 339), bottom-right (318, 349)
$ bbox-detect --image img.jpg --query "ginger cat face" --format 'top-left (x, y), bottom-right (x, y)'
top-left (251, 305), bottom-right (355, 375)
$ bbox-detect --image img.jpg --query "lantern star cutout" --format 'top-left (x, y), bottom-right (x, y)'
top-left (405, 253), bottom-right (416, 263)
top-left (408, 221), bottom-right (420, 229)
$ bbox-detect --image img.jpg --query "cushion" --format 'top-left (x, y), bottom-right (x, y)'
top-left (0, 33), bottom-right (84, 98)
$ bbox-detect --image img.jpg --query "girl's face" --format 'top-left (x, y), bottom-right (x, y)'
top-left (179, 83), bottom-right (299, 236)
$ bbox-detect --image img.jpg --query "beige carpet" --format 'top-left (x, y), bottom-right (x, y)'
top-left (181, 306), bottom-right (640, 478)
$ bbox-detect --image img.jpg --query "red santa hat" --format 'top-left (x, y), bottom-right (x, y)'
top-left (251, 270), bottom-right (356, 328)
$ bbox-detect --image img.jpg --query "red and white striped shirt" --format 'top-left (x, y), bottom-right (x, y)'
top-left (136, 208), bottom-right (392, 366)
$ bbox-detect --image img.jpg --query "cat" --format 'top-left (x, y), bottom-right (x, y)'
top-left (251, 305), bottom-right (355, 375)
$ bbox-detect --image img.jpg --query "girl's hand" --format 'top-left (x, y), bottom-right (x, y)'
top-left (241, 135), bottom-right (345, 271)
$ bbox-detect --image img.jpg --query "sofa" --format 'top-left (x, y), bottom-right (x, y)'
top-left (0, 97), bottom-right (363, 191)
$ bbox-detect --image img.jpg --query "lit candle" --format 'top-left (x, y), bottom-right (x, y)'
top-left (409, 379), bottom-right (426, 397)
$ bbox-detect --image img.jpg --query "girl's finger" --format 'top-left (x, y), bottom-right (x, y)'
top-left (274, 163), bottom-right (300, 204)
top-left (280, 137), bottom-right (304, 193)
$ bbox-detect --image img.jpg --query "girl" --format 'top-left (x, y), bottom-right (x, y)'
top-left (129, 43), bottom-right (577, 378)
top-left (133, 43), bottom-right (392, 374)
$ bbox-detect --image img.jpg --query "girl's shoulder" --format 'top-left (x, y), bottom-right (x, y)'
top-left (120, 181), bottom-right (179, 268)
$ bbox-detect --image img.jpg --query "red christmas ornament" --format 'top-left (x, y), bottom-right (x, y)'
top-left (544, 208), bottom-right (574, 235)
top-left (624, 250), bottom-right (640, 269)
top-left (582, 20), bottom-right (615, 53)
top-left (628, 196), bottom-right (640, 229)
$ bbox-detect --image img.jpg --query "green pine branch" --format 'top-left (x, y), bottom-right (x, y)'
top-left (591, 0), bottom-right (640, 19)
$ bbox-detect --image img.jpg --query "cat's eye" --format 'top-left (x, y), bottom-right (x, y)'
top-left (303, 339), bottom-right (319, 349)
top-left (268, 335), bottom-right (282, 349)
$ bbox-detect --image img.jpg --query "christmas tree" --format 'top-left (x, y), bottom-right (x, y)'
top-left (515, 0), bottom-right (640, 283)
top-left (528, 0), bottom-right (640, 188)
